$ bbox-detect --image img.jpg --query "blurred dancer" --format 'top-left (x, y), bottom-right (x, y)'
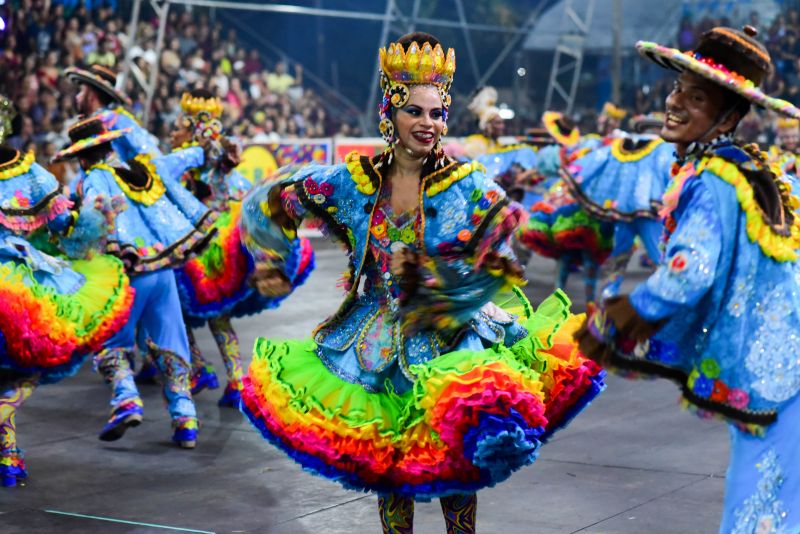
top-left (52, 117), bottom-right (220, 448)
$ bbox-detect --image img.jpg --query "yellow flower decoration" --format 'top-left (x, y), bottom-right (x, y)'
top-left (700, 156), bottom-right (800, 262)
top-left (0, 151), bottom-right (34, 181)
top-left (90, 154), bottom-right (166, 206)
top-left (610, 137), bottom-right (663, 162)
top-left (426, 161), bottom-right (486, 197)
top-left (346, 151), bottom-right (376, 195)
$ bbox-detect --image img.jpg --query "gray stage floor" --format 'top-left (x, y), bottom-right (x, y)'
top-left (0, 242), bottom-right (728, 533)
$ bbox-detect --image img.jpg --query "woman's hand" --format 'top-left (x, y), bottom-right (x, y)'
top-left (390, 246), bottom-right (418, 278)
top-left (250, 263), bottom-right (292, 297)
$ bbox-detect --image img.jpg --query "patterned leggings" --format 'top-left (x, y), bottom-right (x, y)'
top-left (378, 493), bottom-right (477, 534)
top-left (188, 315), bottom-right (243, 389)
top-left (0, 374), bottom-right (38, 455)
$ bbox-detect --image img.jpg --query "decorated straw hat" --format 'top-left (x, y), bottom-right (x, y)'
top-left (542, 111), bottom-right (580, 147)
top-left (636, 26), bottom-right (800, 119)
top-left (524, 127), bottom-right (556, 147)
top-left (64, 64), bottom-right (131, 107)
top-left (52, 117), bottom-right (129, 162)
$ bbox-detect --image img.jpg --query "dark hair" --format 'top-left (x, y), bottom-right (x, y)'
top-left (91, 85), bottom-right (116, 107)
top-left (79, 143), bottom-right (112, 166)
top-left (395, 31), bottom-right (441, 51)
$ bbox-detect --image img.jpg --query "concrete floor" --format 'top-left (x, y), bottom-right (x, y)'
top-left (0, 243), bottom-right (729, 533)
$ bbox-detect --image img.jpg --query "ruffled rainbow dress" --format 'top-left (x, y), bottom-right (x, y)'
top-left (243, 290), bottom-right (603, 498)
top-left (175, 168), bottom-right (314, 326)
top-left (239, 154), bottom-right (605, 499)
top-left (0, 151), bottom-right (133, 384)
top-left (518, 144), bottom-right (613, 264)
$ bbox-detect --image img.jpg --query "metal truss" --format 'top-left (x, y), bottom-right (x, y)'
top-left (543, 0), bottom-right (596, 114)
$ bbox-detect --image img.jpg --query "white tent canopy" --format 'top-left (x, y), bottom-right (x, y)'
top-left (523, 0), bottom-right (780, 53)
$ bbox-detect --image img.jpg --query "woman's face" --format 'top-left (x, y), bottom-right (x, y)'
top-left (393, 85), bottom-right (445, 157)
top-left (662, 72), bottom-right (737, 149)
top-left (170, 116), bottom-right (193, 149)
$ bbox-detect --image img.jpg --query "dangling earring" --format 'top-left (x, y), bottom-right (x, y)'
top-left (434, 140), bottom-right (446, 169)
top-left (376, 118), bottom-right (396, 170)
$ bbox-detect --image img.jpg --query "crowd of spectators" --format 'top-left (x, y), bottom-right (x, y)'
top-left (0, 0), bottom-right (357, 168)
top-left (5, 0), bottom-right (800, 158)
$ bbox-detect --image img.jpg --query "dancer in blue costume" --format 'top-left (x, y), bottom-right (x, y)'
top-left (478, 129), bottom-right (556, 205)
top-left (578, 26), bottom-right (800, 533)
top-left (239, 32), bottom-right (605, 533)
top-left (65, 64), bottom-right (161, 160)
top-left (519, 112), bottom-right (613, 302)
top-left (53, 117), bottom-right (221, 449)
top-left (0, 97), bottom-right (134, 486)
top-left (560, 113), bottom-right (673, 297)
top-left (170, 89), bottom-right (314, 406)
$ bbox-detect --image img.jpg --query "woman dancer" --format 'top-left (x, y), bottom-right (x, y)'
top-left (578, 26), bottom-right (800, 531)
top-left (0, 99), bottom-right (133, 486)
top-left (240, 33), bottom-right (605, 532)
top-left (559, 113), bottom-right (673, 297)
top-left (170, 89), bottom-right (314, 406)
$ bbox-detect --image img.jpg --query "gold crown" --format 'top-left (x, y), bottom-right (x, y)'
top-left (602, 102), bottom-right (627, 120)
top-left (379, 41), bottom-right (456, 91)
top-left (777, 117), bottom-right (800, 129)
top-left (180, 93), bottom-right (224, 120)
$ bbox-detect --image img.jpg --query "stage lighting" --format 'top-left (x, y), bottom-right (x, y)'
top-left (516, 67), bottom-right (527, 77)
top-left (498, 105), bottom-right (515, 120)
top-left (0, 17), bottom-right (5, 32)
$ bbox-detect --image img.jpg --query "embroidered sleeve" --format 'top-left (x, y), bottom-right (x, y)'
top-left (630, 180), bottom-right (722, 322)
top-left (240, 171), bottom-right (320, 295)
top-left (156, 146), bottom-right (205, 180)
top-left (99, 109), bottom-right (162, 160)
top-left (57, 171), bottom-right (120, 259)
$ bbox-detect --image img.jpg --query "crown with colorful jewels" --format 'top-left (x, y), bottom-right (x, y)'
top-left (777, 117), bottom-right (800, 130)
top-left (0, 96), bottom-right (17, 145)
top-left (602, 102), bottom-right (627, 120)
top-left (180, 92), bottom-right (224, 120)
top-left (379, 41), bottom-right (456, 105)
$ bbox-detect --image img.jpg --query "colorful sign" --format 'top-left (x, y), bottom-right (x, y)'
top-left (333, 137), bottom-right (385, 163)
top-left (239, 138), bottom-right (332, 184)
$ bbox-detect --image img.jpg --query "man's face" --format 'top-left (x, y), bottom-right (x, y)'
top-left (661, 71), bottom-right (731, 148)
top-left (75, 83), bottom-right (97, 115)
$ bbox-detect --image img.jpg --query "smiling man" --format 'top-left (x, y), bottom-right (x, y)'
top-left (576, 26), bottom-right (800, 532)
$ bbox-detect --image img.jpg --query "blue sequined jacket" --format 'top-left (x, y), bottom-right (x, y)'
top-left (612, 143), bottom-right (800, 430)
top-left (241, 153), bottom-right (527, 392)
top-left (95, 106), bottom-right (162, 160)
top-left (78, 146), bottom-right (216, 274)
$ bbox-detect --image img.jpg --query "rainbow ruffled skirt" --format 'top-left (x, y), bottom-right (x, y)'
top-left (242, 291), bottom-right (605, 499)
top-left (176, 202), bottom-right (314, 325)
top-left (0, 254), bottom-right (133, 384)
top-left (518, 182), bottom-right (613, 264)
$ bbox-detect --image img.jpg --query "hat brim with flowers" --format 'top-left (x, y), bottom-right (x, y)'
top-left (52, 128), bottom-right (130, 162)
top-left (636, 40), bottom-right (800, 119)
top-left (65, 66), bottom-right (131, 107)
